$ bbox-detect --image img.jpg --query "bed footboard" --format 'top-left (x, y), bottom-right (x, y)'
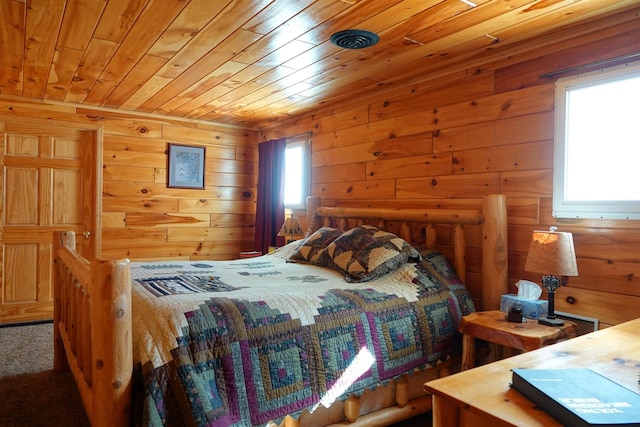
top-left (53, 231), bottom-right (133, 427)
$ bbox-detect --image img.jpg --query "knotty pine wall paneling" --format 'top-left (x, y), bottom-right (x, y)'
top-left (260, 18), bottom-right (640, 327)
top-left (0, 100), bottom-right (259, 261)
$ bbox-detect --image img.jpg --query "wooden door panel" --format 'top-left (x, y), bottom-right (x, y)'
top-left (6, 134), bottom-right (39, 156)
top-left (53, 169), bottom-right (82, 225)
top-left (4, 244), bottom-right (38, 301)
top-left (1, 121), bottom-right (95, 324)
top-left (5, 168), bottom-right (38, 224)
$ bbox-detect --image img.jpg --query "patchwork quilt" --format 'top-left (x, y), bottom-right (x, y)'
top-left (130, 243), bottom-right (475, 426)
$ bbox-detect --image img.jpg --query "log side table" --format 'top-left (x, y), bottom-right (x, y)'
top-left (459, 310), bottom-right (579, 371)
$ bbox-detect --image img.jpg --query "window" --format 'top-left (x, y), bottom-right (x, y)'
top-left (553, 62), bottom-right (640, 219)
top-left (284, 134), bottom-right (311, 209)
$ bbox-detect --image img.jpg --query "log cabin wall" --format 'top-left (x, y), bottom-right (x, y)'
top-left (0, 101), bottom-right (259, 261)
top-left (260, 16), bottom-right (640, 328)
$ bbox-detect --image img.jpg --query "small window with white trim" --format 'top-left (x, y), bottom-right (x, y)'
top-left (553, 63), bottom-right (640, 219)
top-left (284, 135), bottom-right (311, 209)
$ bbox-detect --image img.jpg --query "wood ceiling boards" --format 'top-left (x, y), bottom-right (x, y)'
top-left (1, 0), bottom-right (638, 128)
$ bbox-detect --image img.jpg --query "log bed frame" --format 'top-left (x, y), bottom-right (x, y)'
top-left (53, 194), bottom-right (508, 427)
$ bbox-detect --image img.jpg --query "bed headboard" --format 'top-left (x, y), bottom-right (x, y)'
top-left (304, 194), bottom-right (508, 311)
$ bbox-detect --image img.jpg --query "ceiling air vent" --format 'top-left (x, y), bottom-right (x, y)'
top-left (330, 29), bottom-right (379, 49)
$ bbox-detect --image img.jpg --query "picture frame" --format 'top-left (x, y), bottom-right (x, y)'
top-left (167, 143), bottom-right (206, 189)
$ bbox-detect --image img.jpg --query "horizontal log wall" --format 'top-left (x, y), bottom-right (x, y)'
top-left (0, 100), bottom-right (258, 260)
top-left (261, 14), bottom-right (640, 327)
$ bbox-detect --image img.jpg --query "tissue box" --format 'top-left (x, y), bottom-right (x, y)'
top-left (500, 294), bottom-right (548, 319)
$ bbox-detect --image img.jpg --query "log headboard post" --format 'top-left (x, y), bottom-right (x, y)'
top-left (481, 194), bottom-right (508, 310)
top-left (306, 196), bottom-right (322, 237)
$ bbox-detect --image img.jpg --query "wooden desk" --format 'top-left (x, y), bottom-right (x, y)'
top-left (425, 318), bottom-right (640, 427)
top-left (459, 310), bottom-right (579, 370)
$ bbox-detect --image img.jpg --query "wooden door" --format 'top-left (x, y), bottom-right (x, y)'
top-left (0, 120), bottom-right (98, 324)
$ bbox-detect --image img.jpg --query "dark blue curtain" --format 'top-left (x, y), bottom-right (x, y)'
top-left (254, 138), bottom-right (286, 254)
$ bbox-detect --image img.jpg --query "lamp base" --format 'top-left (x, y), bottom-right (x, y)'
top-left (538, 316), bottom-right (564, 327)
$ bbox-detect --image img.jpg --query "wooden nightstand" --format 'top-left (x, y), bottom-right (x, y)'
top-left (458, 310), bottom-right (579, 371)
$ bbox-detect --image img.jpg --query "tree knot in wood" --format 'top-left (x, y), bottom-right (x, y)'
top-left (141, 188), bottom-right (149, 194)
top-left (242, 191), bottom-right (252, 198)
top-left (383, 101), bottom-right (389, 107)
top-left (433, 130), bottom-right (440, 137)
top-left (138, 126), bottom-right (148, 134)
top-left (431, 179), bottom-right (438, 186)
top-left (113, 380), bottom-right (122, 390)
top-left (373, 151), bottom-right (383, 157)
top-left (470, 101), bottom-right (477, 107)
top-left (96, 359), bottom-right (104, 369)
top-left (115, 308), bottom-right (125, 319)
top-left (502, 101), bottom-right (512, 112)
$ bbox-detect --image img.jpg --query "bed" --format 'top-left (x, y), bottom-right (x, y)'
top-left (53, 194), bottom-right (508, 427)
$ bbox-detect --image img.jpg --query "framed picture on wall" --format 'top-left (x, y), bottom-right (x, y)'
top-left (167, 143), bottom-right (206, 189)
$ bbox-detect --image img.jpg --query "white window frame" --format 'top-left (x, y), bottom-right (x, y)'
top-left (283, 135), bottom-right (311, 210)
top-left (553, 62), bottom-right (640, 220)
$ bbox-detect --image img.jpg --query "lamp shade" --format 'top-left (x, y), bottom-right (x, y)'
top-left (278, 216), bottom-right (304, 238)
top-left (524, 228), bottom-right (578, 277)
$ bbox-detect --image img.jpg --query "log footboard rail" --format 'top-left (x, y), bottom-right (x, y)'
top-left (53, 231), bottom-right (133, 427)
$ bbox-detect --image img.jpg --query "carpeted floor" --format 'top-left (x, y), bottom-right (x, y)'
top-left (0, 322), bottom-right (90, 427)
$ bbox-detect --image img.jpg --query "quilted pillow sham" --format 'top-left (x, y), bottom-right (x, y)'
top-left (418, 248), bottom-right (464, 286)
top-left (288, 227), bottom-right (342, 265)
top-left (324, 224), bottom-right (421, 283)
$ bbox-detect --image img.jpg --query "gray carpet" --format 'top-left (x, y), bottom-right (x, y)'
top-left (0, 322), bottom-right (89, 427)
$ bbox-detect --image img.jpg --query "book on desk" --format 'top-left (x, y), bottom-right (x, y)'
top-left (511, 368), bottom-right (640, 427)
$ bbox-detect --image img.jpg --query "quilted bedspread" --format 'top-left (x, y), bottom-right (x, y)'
top-left (130, 243), bottom-right (475, 426)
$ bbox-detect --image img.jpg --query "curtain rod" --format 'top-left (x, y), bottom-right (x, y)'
top-left (539, 51), bottom-right (640, 79)
top-left (287, 131), bottom-right (313, 139)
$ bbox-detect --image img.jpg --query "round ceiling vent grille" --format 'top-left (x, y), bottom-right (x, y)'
top-left (330, 29), bottom-right (380, 49)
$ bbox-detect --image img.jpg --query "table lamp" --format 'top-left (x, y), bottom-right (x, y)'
top-left (524, 227), bottom-right (578, 326)
top-left (278, 216), bottom-right (304, 244)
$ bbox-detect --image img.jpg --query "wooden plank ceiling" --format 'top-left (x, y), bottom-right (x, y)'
top-left (1, 0), bottom-right (638, 128)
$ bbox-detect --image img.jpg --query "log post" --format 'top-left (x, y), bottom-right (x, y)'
top-left (282, 415), bottom-right (299, 427)
top-left (396, 376), bottom-right (409, 407)
top-left (482, 194), bottom-right (508, 310)
top-left (425, 224), bottom-right (437, 249)
top-left (53, 231), bottom-right (72, 372)
top-left (305, 196), bottom-right (321, 235)
top-left (91, 258), bottom-right (132, 427)
top-left (400, 221), bottom-right (411, 243)
top-left (453, 224), bottom-right (466, 284)
top-left (344, 395), bottom-right (360, 422)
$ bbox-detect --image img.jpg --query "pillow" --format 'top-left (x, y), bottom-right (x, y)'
top-left (288, 227), bottom-right (342, 265)
top-left (324, 225), bottom-right (421, 283)
top-left (418, 248), bottom-right (463, 286)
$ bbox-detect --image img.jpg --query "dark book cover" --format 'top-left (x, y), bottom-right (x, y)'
top-left (511, 368), bottom-right (640, 427)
